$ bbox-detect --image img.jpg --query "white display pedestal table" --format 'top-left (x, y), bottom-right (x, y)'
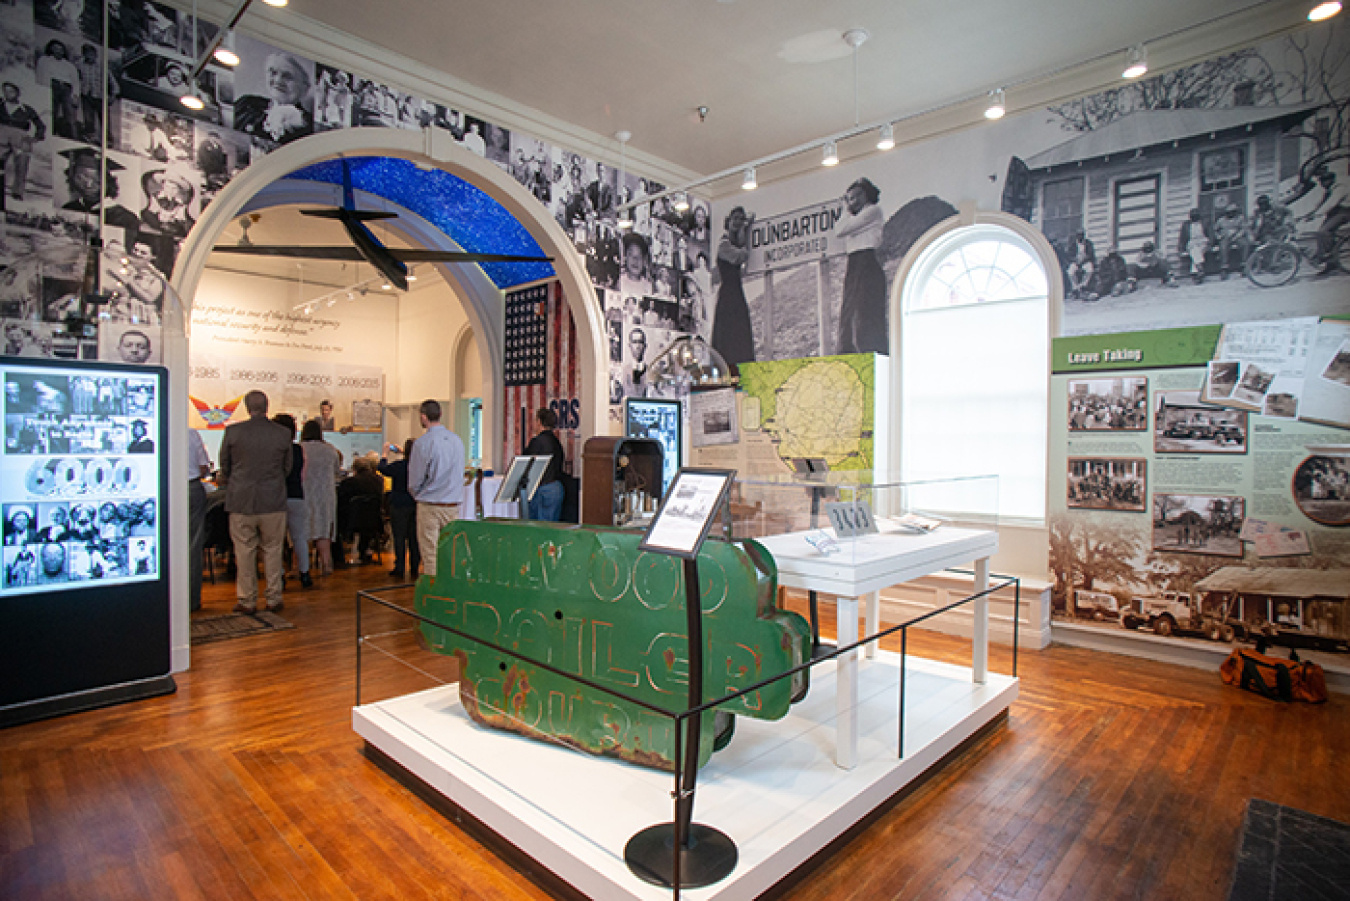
top-left (755, 522), bottom-right (999, 769)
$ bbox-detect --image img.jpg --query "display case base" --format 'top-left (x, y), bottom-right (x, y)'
top-left (354, 653), bottom-right (1017, 900)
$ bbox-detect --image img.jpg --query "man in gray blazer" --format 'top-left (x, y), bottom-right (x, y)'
top-left (219, 390), bottom-right (293, 614)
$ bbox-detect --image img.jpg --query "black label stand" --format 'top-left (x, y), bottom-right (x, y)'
top-left (625, 468), bottom-right (739, 890)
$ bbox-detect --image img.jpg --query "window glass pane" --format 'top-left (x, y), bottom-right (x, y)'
top-left (902, 228), bottom-right (1049, 520)
top-left (910, 238), bottom-right (1046, 309)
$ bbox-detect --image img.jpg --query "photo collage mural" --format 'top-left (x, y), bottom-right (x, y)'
top-left (0, 0), bottom-right (716, 433)
top-left (1050, 321), bottom-right (1350, 662)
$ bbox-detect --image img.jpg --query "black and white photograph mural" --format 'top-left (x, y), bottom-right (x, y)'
top-left (707, 22), bottom-right (1350, 364)
top-left (0, 0), bottom-right (723, 388)
top-left (0, 0), bottom-right (1342, 395)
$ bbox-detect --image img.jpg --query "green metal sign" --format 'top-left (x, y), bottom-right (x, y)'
top-left (415, 519), bottom-right (811, 770)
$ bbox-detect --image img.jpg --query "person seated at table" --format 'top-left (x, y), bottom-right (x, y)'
top-left (336, 456), bottom-right (385, 564)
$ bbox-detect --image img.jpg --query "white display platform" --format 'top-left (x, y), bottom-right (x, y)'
top-left (755, 522), bottom-right (999, 599)
top-left (755, 523), bottom-right (999, 768)
top-left (355, 652), bottom-right (1017, 900)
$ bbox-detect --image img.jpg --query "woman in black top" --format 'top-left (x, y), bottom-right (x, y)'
top-left (377, 439), bottom-right (420, 579)
top-left (273, 414), bottom-right (311, 588)
top-left (524, 408), bottom-right (565, 522)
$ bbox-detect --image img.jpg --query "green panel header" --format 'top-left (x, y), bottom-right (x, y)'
top-left (1051, 325), bottom-right (1223, 373)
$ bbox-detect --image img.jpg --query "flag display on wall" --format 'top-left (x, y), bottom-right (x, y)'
top-left (501, 282), bottom-right (580, 472)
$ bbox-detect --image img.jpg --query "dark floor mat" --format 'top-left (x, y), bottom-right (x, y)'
top-left (1229, 799), bottom-right (1350, 901)
top-left (191, 610), bottom-right (294, 645)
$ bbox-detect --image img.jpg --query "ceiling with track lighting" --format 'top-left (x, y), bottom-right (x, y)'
top-left (258, 0), bottom-right (1326, 188)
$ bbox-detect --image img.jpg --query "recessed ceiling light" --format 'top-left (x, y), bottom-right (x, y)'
top-left (1308, 1), bottom-right (1341, 19)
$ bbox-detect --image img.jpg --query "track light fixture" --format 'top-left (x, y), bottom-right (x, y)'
top-left (1308, 1), bottom-right (1341, 19)
top-left (742, 167), bottom-right (757, 190)
top-left (822, 141), bottom-right (839, 167)
top-left (188, 0), bottom-right (291, 88)
top-left (985, 89), bottom-right (1006, 120)
top-left (179, 84), bottom-right (204, 110)
top-left (1122, 44), bottom-right (1148, 79)
top-left (876, 123), bottom-right (895, 151)
top-left (213, 30), bottom-right (239, 67)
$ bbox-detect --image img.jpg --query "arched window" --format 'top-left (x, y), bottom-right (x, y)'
top-left (901, 224), bottom-right (1049, 521)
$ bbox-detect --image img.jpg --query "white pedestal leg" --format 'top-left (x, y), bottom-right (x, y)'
top-left (973, 557), bottom-right (989, 684)
top-left (864, 590), bottom-right (879, 659)
top-left (836, 594), bottom-right (858, 769)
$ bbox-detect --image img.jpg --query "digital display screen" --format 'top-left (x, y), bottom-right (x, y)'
top-left (2, 360), bottom-right (163, 596)
top-left (625, 398), bottom-right (681, 496)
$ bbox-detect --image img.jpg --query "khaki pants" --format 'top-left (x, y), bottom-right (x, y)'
top-left (416, 503), bottom-right (458, 577)
top-left (230, 511), bottom-right (288, 609)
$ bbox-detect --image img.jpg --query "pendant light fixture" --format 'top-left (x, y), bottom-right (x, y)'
top-left (876, 123), bottom-right (895, 151)
top-left (180, 0), bottom-right (204, 108)
top-left (213, 30), bottom-right (240, 67)
top-left (1308, 1), bottom-right (1341, 19)
top-left (741, 167), bottom-right (757, 191)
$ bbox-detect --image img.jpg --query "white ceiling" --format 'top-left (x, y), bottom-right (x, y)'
top-left (272, 0), bottom-right (1308, 186)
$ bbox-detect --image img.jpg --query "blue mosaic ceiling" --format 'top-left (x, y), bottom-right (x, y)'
top-left (283, 156), bottom-right (556, 290)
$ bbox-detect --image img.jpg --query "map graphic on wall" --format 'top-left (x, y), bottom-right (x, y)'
top-left (737, 353), bottom-right (877, 473)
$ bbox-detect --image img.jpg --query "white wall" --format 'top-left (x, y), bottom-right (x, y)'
top-left (192, 264), bottom-right (482, 456)
top-left (192, 268), bottom-right (400, 369)
top-left (394, 280), bottom-right (472, 405)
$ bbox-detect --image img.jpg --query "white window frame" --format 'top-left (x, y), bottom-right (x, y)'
top-left (891, 216), bottom-right (1057, 526)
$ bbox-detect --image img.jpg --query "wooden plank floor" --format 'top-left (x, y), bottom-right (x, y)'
top-left (2, 563), bottom-right (1347, 900)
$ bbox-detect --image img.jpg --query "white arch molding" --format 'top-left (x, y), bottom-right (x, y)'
top-left (884, 207), bottom-right (1061, 520)
top-left (166, 126), bottom-right (607, 673)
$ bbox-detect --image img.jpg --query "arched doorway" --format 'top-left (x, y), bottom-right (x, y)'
top-left (165, 126), bottom-right (606, 672)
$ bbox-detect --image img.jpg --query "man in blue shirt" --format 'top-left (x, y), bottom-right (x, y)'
top-left (409, 399), bottom-right (464, 578)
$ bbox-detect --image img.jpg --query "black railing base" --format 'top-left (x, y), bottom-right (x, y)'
top-left (625, 822), bottom-right (738, 889)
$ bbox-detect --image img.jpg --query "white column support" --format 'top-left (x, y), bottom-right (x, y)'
top-left (836, 594), bottom-right (859, 769)
top-left (973, 556), bottom-right (990, 684)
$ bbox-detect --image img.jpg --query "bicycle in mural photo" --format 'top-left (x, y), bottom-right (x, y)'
top-left (1245, 151), bottom-right (1350, 288)
top-left (1244, 222), bottom-right (1350, 288)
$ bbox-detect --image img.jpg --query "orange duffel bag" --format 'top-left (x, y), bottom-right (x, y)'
top-left (1220, 648), bottom-right (1327, 703)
